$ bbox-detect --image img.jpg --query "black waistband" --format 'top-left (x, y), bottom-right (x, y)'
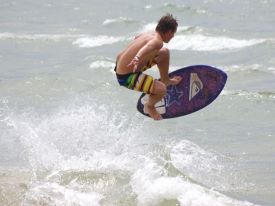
top-left (114, 63), bottom-right (140, 79)
top-left (116, 72), bottom-right (132, 79)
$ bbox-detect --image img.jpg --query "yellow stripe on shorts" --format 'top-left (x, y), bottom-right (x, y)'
top-left (124, 72), bottom-right (154, 94)
top-left (142, 76), bottom-right (153, 94)
top-left (134, 74), bottom-right (146, 91)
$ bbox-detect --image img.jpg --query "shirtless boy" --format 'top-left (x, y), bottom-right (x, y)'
top-left (114, 14), bottom-right (182, 120)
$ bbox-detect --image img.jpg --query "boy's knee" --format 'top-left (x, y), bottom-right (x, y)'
top-left (156, 48), bottom-right (170, 64)
top-left (152, 80), bottom-right (166, 96)
top-left (160, 47), bottom-right (170, 57)
top-left (163, 47), bottom-right (170, 54)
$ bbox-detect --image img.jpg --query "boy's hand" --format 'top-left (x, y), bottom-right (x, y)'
top-left (127, 56), bottom-right (140, 72)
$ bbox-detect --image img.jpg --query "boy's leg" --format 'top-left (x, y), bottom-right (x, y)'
top-left (144, 47), bottom-right (170, 120)
top-left (155, 48), bottom-right (170, 85)
top-left (144, 80), bottom-right (166, 120)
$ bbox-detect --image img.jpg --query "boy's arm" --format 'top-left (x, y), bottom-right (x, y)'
top-left (136, 39), bottom-right (163, 59)
top-left (159, 64), bottom-right (182, 86)
top-left (128, 39), bottom-right (163, 72)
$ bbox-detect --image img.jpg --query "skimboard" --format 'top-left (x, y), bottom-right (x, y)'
top-left (137, 65), bottom-right (227, 119)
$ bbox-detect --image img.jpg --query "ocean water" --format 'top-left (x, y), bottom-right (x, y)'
top-left (0, 0), bottom-right (275, 205)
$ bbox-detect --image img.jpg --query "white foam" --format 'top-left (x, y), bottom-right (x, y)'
top-left (5, 97), bottom-right (258, 206)
top-left (144, 5), bottom-right (152, 9)
top-left (0, 32), bottom-right (85, 41)
top-left (89, 60), bottom-right (115, 70)
top-left (162, 2), bottom-right (190, 11)
top-left (223, 64), bottom-right (262, 73)
top-left (178, 25), bottom-right (199, 33)
top-left (222, 90), bottom-right (275, 99)
top-left (73, 35), bottom-right (124, 48)
top-left (140, 23), bottom-right (190, 33)
top-left (267, 67), bottom-right (275, 75)
top-left (9, 101), bottom-right (138, 172)
top-left (137, 25), bottom-right (265, 51)
top-left (171, 140), bottom-right (223, 174)
top-left (177, 185), bottom-right (256, 206)
top-left (170, 140), bottom-right (233, 190)
top-left (131, 156), bottom-right (256, 206)
top-left (140, 22), bottom-right (157, 32)
top-left (221, 64), bottom-right (275, 76)
top-left (23, 182), bottom-right (103, 206)
top-left (168, 34), bottom-right (266, 51)
top-left (162, 3), bottom-right (209, 15)
top-left (102, 17), bottom-right (135, 25)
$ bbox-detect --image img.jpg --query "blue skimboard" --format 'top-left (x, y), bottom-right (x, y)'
top-left (137, 65), bottom-right (227, 119)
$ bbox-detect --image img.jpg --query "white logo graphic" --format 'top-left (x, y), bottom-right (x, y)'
top-left (189, 73), bottom-right (203, 101)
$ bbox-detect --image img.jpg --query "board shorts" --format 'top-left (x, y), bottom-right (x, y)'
top-left (114, 58), bottom-right (157, 94)
top-left (115, 71), bottom-right (154, 94)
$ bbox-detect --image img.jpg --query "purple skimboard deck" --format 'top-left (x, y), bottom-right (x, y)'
top-left (137, 65), bottom-right (227, 119)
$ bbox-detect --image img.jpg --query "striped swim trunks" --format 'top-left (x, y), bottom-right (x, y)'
top-left (116, 72), bottom-right (154, 94)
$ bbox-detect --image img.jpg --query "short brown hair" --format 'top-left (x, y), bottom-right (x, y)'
top-left (155, 14), bottom-right (178, 33)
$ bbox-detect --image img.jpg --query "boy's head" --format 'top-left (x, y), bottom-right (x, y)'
top-left (156, 14), bottom-right (178, 34)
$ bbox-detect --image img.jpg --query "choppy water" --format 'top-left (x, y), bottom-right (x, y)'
top-left (0, 0), bottom-right (275, 205)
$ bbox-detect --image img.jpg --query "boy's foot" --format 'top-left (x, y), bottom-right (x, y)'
top-left (144, 103), bottom-right (163, 121)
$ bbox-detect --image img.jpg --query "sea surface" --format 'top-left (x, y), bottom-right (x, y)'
top-left (0, 0), bottom-right (275, 205)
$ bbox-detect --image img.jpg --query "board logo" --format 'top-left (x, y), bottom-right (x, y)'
top-left (189, 73), bottom-right (203, 101)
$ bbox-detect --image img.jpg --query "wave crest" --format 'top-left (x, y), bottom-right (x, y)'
top-left (73, 36), bottom-right (124, 48)
top-left (169, 34), bottom-right (266, 51)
